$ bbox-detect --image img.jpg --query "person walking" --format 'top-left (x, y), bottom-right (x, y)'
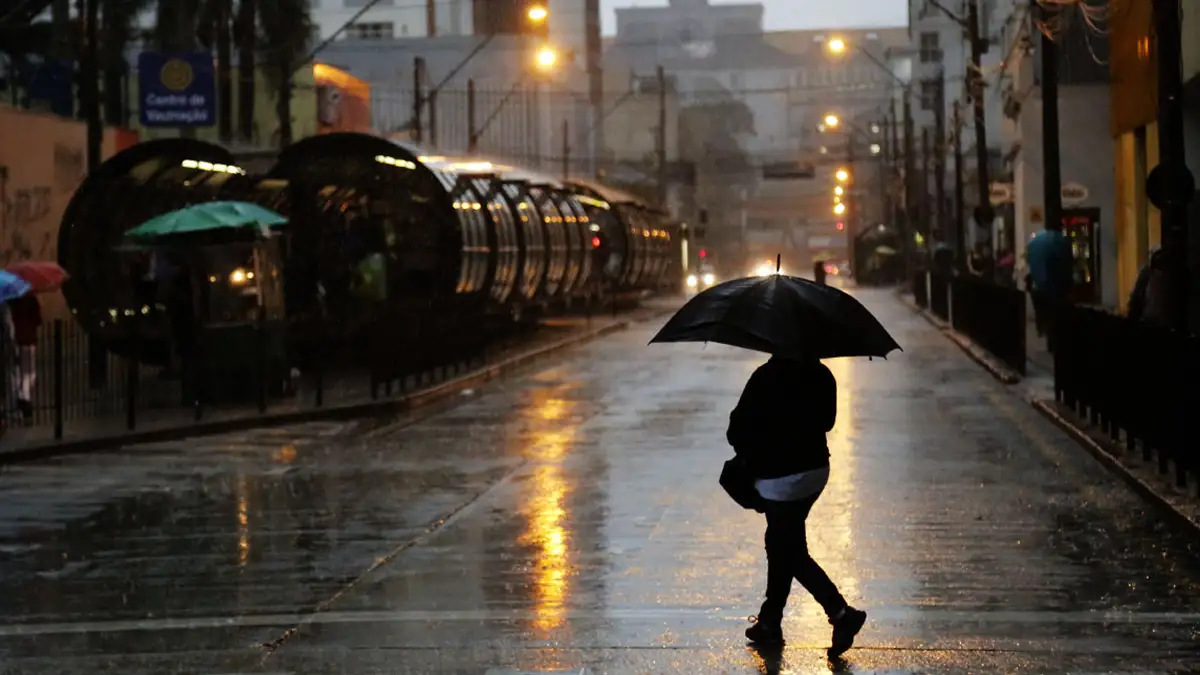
top-left (8, 293), bottom-right (41, 424)
top-left (728, 354), bottom-right (866, 656)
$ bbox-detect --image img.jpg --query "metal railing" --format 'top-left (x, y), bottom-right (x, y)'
top-left (950, 274), bottom-right (1027, 374)
top-left (0, 310), bottom-right (526, 445)
top-left (928, 271), bottom-right (950, 321)
top-left (1053, 304), bottom-right (1198, 490)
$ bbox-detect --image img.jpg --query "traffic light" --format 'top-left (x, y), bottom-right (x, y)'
top-left (699, 249), bottom-right (708, 259)
top-left (836, 221), bottom-right (844, 231)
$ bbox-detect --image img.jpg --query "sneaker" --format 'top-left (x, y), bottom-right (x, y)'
top-left (745, 616), bottom-right (783, 645)
top-left (828, 607), bottom-right (866, 657)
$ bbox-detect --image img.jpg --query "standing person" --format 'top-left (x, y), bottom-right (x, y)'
top-left (728, 354), bottom-right (867, 656)
top-left (812, 260), bottom-right (827, 285)
top-left (1126, 247), bottom-right (1173, 326)
top-left (0, 301), bottom-right (13, 438)
top-left (8, 293), bottom-right (41, 425)
top-left (1027, 230), bottom-right (1074, 352)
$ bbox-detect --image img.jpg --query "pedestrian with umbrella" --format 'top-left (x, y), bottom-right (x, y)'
top-left (0, 271), bottom-right (32, 438)
top-left (650, 255), bottom-right (900, 657)
top-left (3, 261), bottom-right (67, 425)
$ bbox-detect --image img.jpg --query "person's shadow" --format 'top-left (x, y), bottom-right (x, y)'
top-left (748, 644), bottom-right (854, 675)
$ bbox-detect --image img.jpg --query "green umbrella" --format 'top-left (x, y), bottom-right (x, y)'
top-left (124, 201), bottom-right (286, 243)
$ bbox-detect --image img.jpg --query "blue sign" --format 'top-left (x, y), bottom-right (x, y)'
top-left (138, 51), bottom-right (216, 128)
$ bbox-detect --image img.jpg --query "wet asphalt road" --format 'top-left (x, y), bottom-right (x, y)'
top-left (0, 288), bottom-right (1198, 675)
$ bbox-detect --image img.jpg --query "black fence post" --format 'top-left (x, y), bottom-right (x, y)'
top-left (53, 320), bottom-right (63, 440)
top-left (125, 350), bottom-right (137, 432)
top-left (257, 305), bottom-right (267, 415)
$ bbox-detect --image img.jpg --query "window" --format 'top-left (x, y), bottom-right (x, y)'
top-left (919, 31), bottom-right (941, 62)
top-left (920, 79), bottom-right (938, 110)
top-left (347, 21), bottom-right (395, 39)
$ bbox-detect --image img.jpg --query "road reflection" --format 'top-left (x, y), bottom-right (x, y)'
top-left (519, 386), bottom-right (581, 637)
top-left (810, 357), bottom-right (860, 606)
top-left (235, 473), bottom-right (251, 567)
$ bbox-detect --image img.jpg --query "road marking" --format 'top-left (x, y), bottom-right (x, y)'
top-left (1, 608), bottom-right (1197, 638)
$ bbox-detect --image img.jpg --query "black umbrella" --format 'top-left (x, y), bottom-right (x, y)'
top-left (650, 259), bottom-right (901, 360)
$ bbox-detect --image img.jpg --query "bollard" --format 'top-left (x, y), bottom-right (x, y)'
top-left (53, 320), bottom-right (63, 440)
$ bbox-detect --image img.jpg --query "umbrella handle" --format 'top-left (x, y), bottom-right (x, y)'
top-left (776, 254), bottom-right (781, 273)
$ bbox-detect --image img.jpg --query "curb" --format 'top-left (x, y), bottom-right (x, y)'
top-left (0, 318), bottom-right (635, 465)
top-left (1030, 398), bottom-right (1200, 538)
top-left (895, 293), bottom-right (1021, 384)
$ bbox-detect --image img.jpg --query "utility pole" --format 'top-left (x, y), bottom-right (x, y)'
top-left (425, 0), bottom-right (436, 36)
top-left (921, 126), bottom-right (931, 250)
top-left (934, 69), bottom-right (947, 246)
top-left (656, 65), bottom-right (668, 209)
top-left (585, 0), bottom-right (605, 179)
top-left (412, 57), bottom-right (425, 144)
top-left (1034, 0), bottom-right (1062, 237)
top-left (902, 91), bottom-right (917, 281)
top-left (82, 0), bottom-right (100, 173)
top-left (967, 0), bottom-right (995, 241)
top-left (1150, 0), bottom-right (1194, 332)
top-left (466, 78), bottom-right (477, 153)
top-left (562, 119), bottom-right (570, 180)
top-left (953, 99), bottom-right (967, 271)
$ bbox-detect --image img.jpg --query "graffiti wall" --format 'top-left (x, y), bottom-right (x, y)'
top-left (0, 105), bottom-right (137, 317)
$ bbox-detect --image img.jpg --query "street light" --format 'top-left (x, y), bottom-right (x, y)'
top-left (823, 113), bottom-right (840, 128)
top-left (834, 185), bottom-right (844, 196)
top-left (527, 4), bottom-right (548, 22)
top-left (535, 46), bottom-right (558, 71)
top-left (833, 194), bottom-right (842, 204)
top-left (833, 203), bottom-right (847, 215)
top-left (827, 37), bottom-right (846, 54)
top-left (870, 143), bottom-right (881, 155)
top-left (835, 168), bottom-right (850, 182)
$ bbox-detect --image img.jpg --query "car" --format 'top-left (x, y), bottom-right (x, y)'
top-left (686, 264), bottom-right (718, 292)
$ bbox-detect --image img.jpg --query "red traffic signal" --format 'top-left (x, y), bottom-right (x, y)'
top-left (591, 236), bottom-right (602, 248)
top-left (836, 221), bottom-right (844, 231)
top-left (699, 249), bottom-right (707, 258)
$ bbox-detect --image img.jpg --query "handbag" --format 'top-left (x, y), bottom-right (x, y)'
top-left (720, 456), bottom-right (764, 512)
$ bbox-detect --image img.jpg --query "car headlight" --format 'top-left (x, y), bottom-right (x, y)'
top-left (702, 273), bottom-right (715, 285)
top-left (686, 275), bottom-right (698, 287)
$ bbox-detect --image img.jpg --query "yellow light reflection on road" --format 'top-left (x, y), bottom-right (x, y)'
top-left (809, 357), bottom-right (859, 603)
top-left (519, 386), bottom-right (580, 636)
top-left (235, 473), bottom-right (250, 566)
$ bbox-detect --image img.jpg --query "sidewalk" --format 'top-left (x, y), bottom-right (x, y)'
top-left (0, 299), bottom-right (681, 463)
top-left (898, 287), bottom-right (1200, 535)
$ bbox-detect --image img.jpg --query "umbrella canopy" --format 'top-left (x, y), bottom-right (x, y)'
top-left (6, 260), bottom-right (69, 293)
top-left (124, 201), bottom-right (286, 244)
top-left (1026, 229), bottom-right (1072, 294)
top-left (0, 270), bottom-right (32, 304)
top-left (650, 274), bottom-right (901, 360)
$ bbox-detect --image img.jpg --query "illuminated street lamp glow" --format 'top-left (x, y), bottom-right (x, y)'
top-left (833, 195), bottom-right (842, 204)
top-left (819, 146), bottom-right (828, 154)
top-left (828, 37), bottom-right (846, 54)
top-left (870, 123), bottom-right (881, 134)
top-left (823, 114), bottom-right (840, 128)
top-left (870, 143), bottom-right (882, 154)
top-left (535, 46), bottom-right (558, 70)
top-left (833, 202), bottom-right (846, 215)
top-left (527, 5), bottom-right (548, 21)
top-left (834, 185), bottom-right (844, 196)
top-left (835, 168), bottom-right (850, 182)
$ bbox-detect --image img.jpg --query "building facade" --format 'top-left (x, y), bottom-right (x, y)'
top-left (1108, 0), bottom-right (1200, 316)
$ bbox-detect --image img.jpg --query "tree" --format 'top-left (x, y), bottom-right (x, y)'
top-left (99, 0), bottom-right (152, 125)
top-left (257, 0), bottom-right (311, 147)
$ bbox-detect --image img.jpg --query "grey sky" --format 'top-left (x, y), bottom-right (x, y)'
top-left (600, 0), bottom-right (909, 35)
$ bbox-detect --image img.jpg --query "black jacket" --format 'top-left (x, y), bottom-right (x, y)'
top-left (726, 356), bottom-right (836, 479)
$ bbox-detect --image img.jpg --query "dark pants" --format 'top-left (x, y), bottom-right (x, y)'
top-left (758, 496), bottom-right (847, 624)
